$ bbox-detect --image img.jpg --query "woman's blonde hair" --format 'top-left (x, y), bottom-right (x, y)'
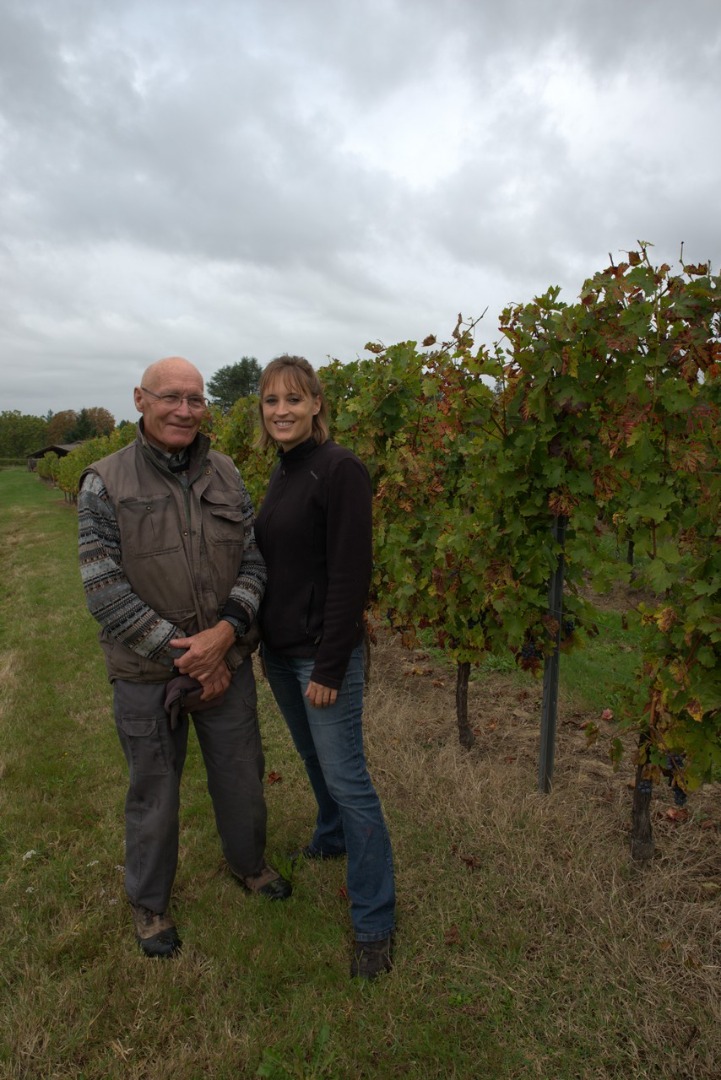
top-left (257, 354), bottom-right (330, 450)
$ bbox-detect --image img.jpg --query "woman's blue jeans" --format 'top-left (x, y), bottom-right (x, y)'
top-left (262, 644), bottom-right (395, 942)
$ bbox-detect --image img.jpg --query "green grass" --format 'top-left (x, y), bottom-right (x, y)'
top-left (2, 468), bottom-right (720, 1079)
top-left (560, 610), bottom-right (642, 714)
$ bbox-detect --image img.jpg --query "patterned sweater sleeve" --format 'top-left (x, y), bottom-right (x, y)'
top-left (78, 472), bottom-right (183, 664)
top-left (218, 468), bottom-right (267, 633)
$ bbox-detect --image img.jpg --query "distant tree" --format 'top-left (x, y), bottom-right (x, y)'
top-left (45, 407), bottom-right (115, 443)
top-left (70, 409), bottom-right (95, 440)
top-left (86, 406), bottom-right (115, 436)
top-left (207, 357), bottom-right (263, 411)
top-left (47, 410), bottom-right (78, 443)
top-left (70, 407), bottom-right (115, 440)
top-left (0, 411), bottom-right (49, 459)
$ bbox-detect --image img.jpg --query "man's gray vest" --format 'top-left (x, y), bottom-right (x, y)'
top-left (83, 431), bottom-right (259, 683)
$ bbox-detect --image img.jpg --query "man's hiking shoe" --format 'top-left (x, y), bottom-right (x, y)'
top-left (239, 864), bottom-right (292, 900)
top-left (131, 904), bottom-right (182, 958)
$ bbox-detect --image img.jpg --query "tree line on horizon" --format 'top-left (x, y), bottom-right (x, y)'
top-left (0, 357), bottom-right (263, 461)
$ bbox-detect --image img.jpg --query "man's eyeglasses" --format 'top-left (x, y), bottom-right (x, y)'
top-left (141, 386), bottom-right (208, 412)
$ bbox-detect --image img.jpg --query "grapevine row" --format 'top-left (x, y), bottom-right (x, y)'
top-left (46, 246), bottom-right (721, 858)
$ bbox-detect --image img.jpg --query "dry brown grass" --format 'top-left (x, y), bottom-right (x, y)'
top-left (363, 629), bottom-right (721, 1078)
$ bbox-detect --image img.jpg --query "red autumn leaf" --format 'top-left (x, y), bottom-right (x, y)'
top-left (601, 708), bottom-right (614, 721)
top-left (266, 771), bottom-right (283, 785)
top-left (665, 807), bottom-right (689, 823)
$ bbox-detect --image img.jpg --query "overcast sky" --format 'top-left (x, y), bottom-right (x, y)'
top-left (2, 0), bottom-right (719, 424)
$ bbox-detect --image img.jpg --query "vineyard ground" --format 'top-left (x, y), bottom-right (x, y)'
top-left (373, 570), bottom-right (656, 785)
top-left (368, 615), bottom-right (721, 842)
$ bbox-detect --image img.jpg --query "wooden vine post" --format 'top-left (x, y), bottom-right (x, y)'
top-left (455, 661), bottom-right (474, 750)
top-left (538, 514), bottom-right (567, 793)
top-left (630, 736), bottom-right (655, 862)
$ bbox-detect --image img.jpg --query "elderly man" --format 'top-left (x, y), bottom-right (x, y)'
top-left (78, 356), bottom-right (290, 959)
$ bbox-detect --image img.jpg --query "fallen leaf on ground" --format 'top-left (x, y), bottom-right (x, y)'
top-left (444, 925), bottom-right (461, 946)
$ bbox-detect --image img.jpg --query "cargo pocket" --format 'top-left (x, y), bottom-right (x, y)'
top-left (116, 715), bottom-right (170, 777)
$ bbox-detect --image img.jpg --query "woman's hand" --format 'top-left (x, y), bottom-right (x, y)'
top-left (305, 680), bottom-right (338, 708)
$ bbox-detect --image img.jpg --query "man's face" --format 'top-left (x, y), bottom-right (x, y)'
top-left (134, 365), bottom-right (206, 453)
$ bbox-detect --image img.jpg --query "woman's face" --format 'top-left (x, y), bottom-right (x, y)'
top-left (261, 375), bottom-right (320, 452)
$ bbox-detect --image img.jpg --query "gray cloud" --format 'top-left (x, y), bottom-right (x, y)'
top-left (1, 0), bottom-right (719, 422)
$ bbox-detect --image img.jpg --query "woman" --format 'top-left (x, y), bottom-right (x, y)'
top-left (254, 354), bottom-right (395, 980)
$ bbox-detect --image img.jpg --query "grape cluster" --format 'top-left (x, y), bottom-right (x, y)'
top-left (672, 786), bottom-right (688, 807)
top-left (636, 778), bottom-right (653, 796)
top-left (665, 753), bottom-right (688, 807)
top-left (518, 640), bottom-right (543, 672)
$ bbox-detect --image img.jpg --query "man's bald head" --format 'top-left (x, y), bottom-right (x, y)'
top-left (140, 356), bottom-right (204, 392)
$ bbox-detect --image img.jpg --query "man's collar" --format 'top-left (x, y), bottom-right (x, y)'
top-left (137, 418), bottom-right (200, 472)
